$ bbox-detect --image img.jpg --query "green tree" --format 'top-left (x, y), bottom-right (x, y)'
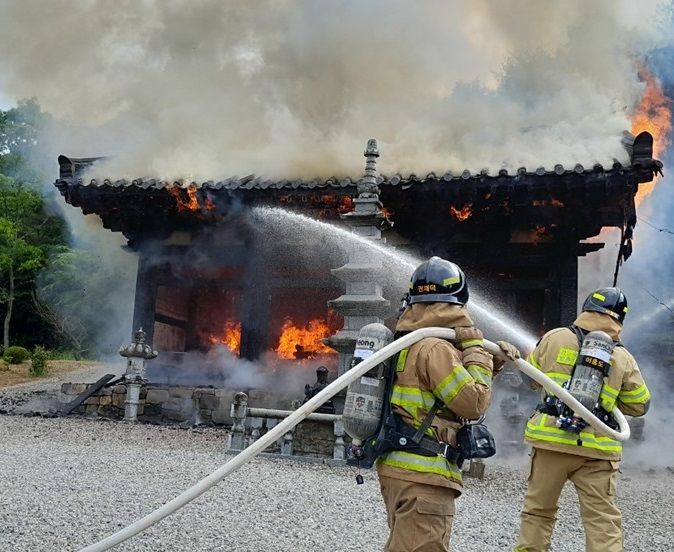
top-left (0, 99), bottom-right (68, 350)
top-left (0, 175), bottom-right (64, 348)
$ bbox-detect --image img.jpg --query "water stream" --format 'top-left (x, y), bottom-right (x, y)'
top-left (250, 206), bottom-right (538, 350)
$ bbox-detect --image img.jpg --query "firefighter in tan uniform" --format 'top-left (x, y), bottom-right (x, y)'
top-left (376, 256), bottom-right (519, 552)
top-left (514, 287), bottom-right (650, 552)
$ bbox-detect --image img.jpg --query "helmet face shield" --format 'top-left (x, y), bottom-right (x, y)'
top-left (581, 287), bottom-right (628, 324)
top-left (408, 256), bottom-right (469, 305)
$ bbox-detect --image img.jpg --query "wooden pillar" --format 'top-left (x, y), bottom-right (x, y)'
top-left (132, 253), bottom-right (159, 344)
top-left (558, 252), bottom-right (578, 326)
top-left (239, 235), bottom-right (272, 360)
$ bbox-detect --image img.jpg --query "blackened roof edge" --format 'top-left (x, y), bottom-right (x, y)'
top-left (56, 131), bottom-right (661, 191)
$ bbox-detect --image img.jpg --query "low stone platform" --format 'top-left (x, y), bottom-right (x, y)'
top-left (59, 382), bottom-right (341, 457)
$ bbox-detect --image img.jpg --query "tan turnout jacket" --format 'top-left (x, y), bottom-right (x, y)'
top-left (376, 302), bottom-right (494, 493)
top-left (525, 311), bottom-right (650, 461)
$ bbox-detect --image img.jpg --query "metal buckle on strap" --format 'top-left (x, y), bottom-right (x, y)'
top-left (439, 442), bottom-right (451, 459)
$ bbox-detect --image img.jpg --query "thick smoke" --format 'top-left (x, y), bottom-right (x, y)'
top-left (577, 47), bottom-right (674, 467)
top-left (0, 0), bottom-right (670, 181)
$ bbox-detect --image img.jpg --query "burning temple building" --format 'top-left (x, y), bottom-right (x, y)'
top-left (55, 132), bottom-right (662, 385)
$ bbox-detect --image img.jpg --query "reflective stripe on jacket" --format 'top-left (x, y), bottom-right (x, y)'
top-left (376, 302), bottom-right (494, 492)
top-left (525, 311), bottom-right (650, 461)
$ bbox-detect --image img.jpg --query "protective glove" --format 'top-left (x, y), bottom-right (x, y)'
top-left (454, 326), bottom-right (484, 350)
top-left (497, 341), bottom-right (521, 361)
top-left (492, 341), bottom-right (521, 375)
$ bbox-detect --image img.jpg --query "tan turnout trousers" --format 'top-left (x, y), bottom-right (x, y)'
top-left (379, 475), bottom-right (458, 552)
top-left (514, 448), bottom-right (622, 552)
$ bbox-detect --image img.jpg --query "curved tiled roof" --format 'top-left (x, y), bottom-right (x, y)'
top-left (56, 131), bottom-right (662, 191)
top-left (57, 159), bottom-right (663, 191)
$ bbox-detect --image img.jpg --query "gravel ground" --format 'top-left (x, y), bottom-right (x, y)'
top-left (0, 362), bottom-right (124, 414)
top-left (1, 415), bottom-right (672, 552)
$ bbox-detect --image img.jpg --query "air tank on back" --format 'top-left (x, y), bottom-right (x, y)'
top-left (568, 330), bottom-right (614, 411)
top-left (342, 323), bottom-right (394, 446)
top-left (558, 330), bottom-right (615, 432)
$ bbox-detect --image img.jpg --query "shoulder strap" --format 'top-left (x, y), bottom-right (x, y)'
top-left (568, 324), bottom-right (585, 347)
top-left (411, 400), bottom-right (443, 443)
top-left (569, 324), bottom-right (623, 347)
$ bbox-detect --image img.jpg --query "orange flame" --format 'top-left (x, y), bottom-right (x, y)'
top-left (632, 67), bottom-right (672, 204)
top-left (210, 320), bottom-right (241, 355)
top-left (450, 203), bottom-right (473, 222)
top-left (274, 317), bottom-right (336, 360)
top-left (531, 225), bottom-right (547, 244)
top-left (168, 184), bottom-right (216, 212)
top-left (338, 196), bottom-right (354, 213)
top-left (380, 207), bottom-right (395, 219)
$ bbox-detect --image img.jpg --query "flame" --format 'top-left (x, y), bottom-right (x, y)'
top-left (632, 67), bottom-right (672, 204)
top-left (168, 184), bottom-right (216, 212)
top-left (210, 320), bottom-right (241, 355)
top-left (532, 198), bottom-right (564, 208)
top-left (338, 195), bottom-right (354, 213)
top-left (530, 224), bottom-right (547, 244)
top-left (450, 203), bottom-right (473, 222)
top-left (274, 317), bottom-right (337, 360)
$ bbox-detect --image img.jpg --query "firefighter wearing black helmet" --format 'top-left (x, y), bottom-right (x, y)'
top-left (377, 256), bottom-right (519, 552)
top-left (514, 287), bottom-right (650, 552)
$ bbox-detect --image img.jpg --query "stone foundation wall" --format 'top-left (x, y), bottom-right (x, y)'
top-left (60, 384), bottom-right (300, 423)
top-left (59, 383), bottom-right (340, 457)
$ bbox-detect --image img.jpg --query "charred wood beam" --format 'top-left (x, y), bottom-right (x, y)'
top-left (239, 236), bottom-right (272, 361)
top-left (60, 373), bottom-right (116, 415)
top-left (132, 255), bottom-right (159, 344)
top-left (154, 313), bottom-right (187, 329)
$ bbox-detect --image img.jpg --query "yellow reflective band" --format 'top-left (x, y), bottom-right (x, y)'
top-left (461, 339), bottom-right (483, 348)
top-left (443, 276), bottom-right (460, 286)
top-left (527, 351), bottom-right (542, 370)
top-left (599, 383), bottom-right (619, 411)
top-left (556, 348), bottom-right (578, 366)
top-left (593, 292), bottom-right (606, 301)
top-left (525, 427), bottom-right (622, 452)
top-left (396, 349), bottom-right (409, 373)
top-left (390, 385), bottom-right (436, 412)
top-left (379, 450), bottom-right (462, 480)
top-left (434, 366), bottom-right (472, 403)
top-left (466, 365), bottom-right (492, 387)
top-left (619, 383), bottom-right (651, 404)
top-left (623, 306), bottom-right (629, 313)
top-left (525, 414), bottom-right (622, 452)
top-left (546, 371), bottom-right (571, 383)
top-left (601, 383), bottom-right (619, 399)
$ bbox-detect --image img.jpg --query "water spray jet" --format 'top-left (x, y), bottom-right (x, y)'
top-left (250, 206), bottom-right (538, 350)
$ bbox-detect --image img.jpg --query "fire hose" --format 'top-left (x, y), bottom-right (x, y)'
top-left (78, 327), bottom-right (630, 552)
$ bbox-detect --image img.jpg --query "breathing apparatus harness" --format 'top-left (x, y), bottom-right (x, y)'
top-left (345, 328), bottom-right (496, 472)
top-left (538, 325), bottom-right (620, 433)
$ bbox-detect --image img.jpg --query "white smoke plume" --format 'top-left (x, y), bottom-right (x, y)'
top-left (0, 0), bottom-right (671, 181)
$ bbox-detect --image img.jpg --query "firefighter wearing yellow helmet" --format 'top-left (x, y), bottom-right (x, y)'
top-left (514, 287), bottom-right (650, 552)
top-left (376, 256), bottom-right (519, 552)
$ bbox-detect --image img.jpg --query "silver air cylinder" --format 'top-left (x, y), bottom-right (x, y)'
top-left (342, 323), bottom-right (394, 446)
top-left (568, 330), bottom-right (615, 412)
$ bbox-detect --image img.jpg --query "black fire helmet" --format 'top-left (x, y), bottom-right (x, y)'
top-left (581, 287), bottom-right (628, 324)
top-left (408, 256), bottom-right (469, 306)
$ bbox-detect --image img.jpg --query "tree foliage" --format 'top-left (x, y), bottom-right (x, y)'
top-left (0, 100), bottom-right (67, 350)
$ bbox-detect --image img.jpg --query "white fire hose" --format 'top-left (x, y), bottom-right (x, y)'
top-left (79, 327), bottom-right (629, 551)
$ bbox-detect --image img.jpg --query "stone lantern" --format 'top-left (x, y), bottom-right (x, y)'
top-left (119, 328), bottom-right (157, 421)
